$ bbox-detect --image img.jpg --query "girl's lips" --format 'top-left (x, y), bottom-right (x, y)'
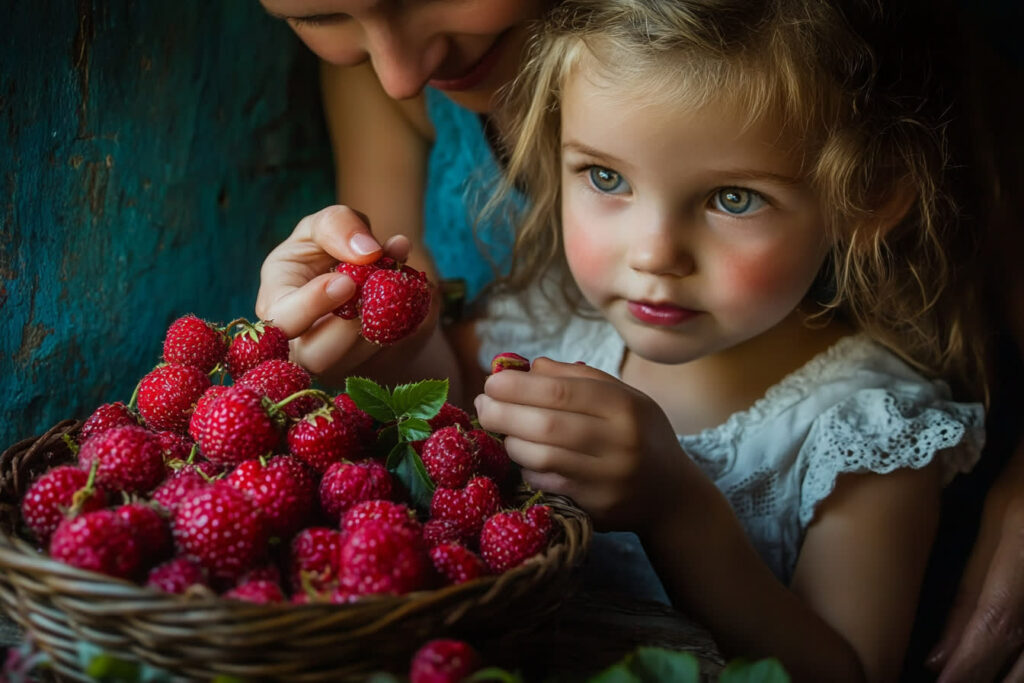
top-left (627, 301), bottom-right (699, 326)
top-left (427, 31), bottom-right (509, 92)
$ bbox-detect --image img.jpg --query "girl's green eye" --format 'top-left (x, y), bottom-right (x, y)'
top-left (588, 166), bottom-right (629, 194)
top-left (714, 188), bottom-right (765, 214)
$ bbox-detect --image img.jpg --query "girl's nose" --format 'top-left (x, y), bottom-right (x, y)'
top-left (627, 213), bottom-right (695, 278)
top-left (363, 18), bottom-right (448, 100)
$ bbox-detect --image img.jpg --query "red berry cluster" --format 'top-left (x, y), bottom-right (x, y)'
top-left (332, 257), bottom-right (432, 345)
top-left (20, 315), bottom-right (553, 606)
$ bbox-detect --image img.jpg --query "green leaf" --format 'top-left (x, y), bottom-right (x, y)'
top-left (630, 648), bottom-right (699, 682)
top-left (398, 417), bottom-right (433, 442)
top-left (467, 667), bottom-right (527, 683)
top-left (588, 664), bottom-right (642, 683)
top-left (393, 448), bottom-right (436, 511)
top-left (385, 441), bottom-right (410, 470)
top-left (719, 658), bottom-right (791, 683)
top-left (391, 379), bottom-right (449, 419)
top-left (344, 377), bottom-right (395, 422)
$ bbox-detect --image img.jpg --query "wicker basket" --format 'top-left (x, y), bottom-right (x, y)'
top-left (0, 420), bottom-right (593, 682)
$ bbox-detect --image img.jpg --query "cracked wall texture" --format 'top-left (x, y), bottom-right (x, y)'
top-left (0, 1), bottom-right (334, 446)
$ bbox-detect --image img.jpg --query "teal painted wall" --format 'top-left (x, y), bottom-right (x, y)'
top-left (0, 2), bottom-right (334, 446)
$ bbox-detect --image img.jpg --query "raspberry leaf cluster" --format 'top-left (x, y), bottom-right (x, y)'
top-left (344, 376), bottom-right (449, 511)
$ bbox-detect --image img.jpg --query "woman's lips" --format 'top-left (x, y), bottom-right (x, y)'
top-left (627, 301), bottom-right (700, 326)
top-left (427, 31), bottom-right (509, 92)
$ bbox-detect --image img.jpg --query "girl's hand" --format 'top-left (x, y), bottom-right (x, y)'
top-left (255, 205), bottom-right (411, 379)
top-left (474, 357), bottom-right (692, 530)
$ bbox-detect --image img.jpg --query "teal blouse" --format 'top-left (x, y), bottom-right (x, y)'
top-left (422, 87), bottom-right (518, 303)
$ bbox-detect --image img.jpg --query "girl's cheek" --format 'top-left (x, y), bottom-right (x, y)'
top-left (563, 214), bottom-right (615, 290)
top-left (715, 244), bottom-right (823, 309)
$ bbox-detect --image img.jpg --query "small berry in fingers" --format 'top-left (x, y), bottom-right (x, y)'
top-left (332, 257), bottom-right (397, 319)
top-left (359, 264), bottom-right (431, 345)
top-left (490, 352), bottom-right (531, 374)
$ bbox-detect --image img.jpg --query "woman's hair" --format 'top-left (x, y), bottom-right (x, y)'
top-left (488, 0), bottom-right (990, 399)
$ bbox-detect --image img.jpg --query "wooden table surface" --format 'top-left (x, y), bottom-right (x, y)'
top-left (0, 588), bottom-right (723, 681)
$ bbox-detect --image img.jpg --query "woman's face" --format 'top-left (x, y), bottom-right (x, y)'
top-left (260, 0), bottom-right (549, 112)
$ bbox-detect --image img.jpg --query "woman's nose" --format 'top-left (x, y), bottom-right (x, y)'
top-left (363, 18), bottom-right (448, 99)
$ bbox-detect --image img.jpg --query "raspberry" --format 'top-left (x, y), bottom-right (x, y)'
top-left (145, 556), bottom-right (209, 594)
top-left (224, 579), bottom-right (286, 604)
top-left (49, 509), bottom-right (141, 580)
top-left (338, 520), bottom-right (430, 596)
top-left (151, 461), bottom-right (220, 513)
top-left (333, 393), bottom-right (376, 443)
top-left (153, 430), bottom-right (194, 465)
top-left (490, 352), bottom-right (531, 374)
top-left (468, 429), bottom-right (512, 484)
top-left (116, 502), bottom-right (172, 563)
top-left (21, 465), bottom-right (107, 544)
top-left (79, 402), bottom-right (140, 443)
top-left (429, 543), bottom-right (489, 586)
top-left (226, 456), bottom-right (315, 538)
top-left (188, 384), bottom-right (228, 442)
top-left (331, 258), bottom-right (394, 319)
top-left (428, 403), bottom-right (473, 432)
top-left (238, 359), bottom-right (317, 419)
top-left (479, 505), bottom-right (553, 573)
top-left (318, 460), bottom-right (394, 526)
top-left (287, 405), bottom-right (367, 473)
top-left (421, 426), bottom-right (479, 489)
top-left (172, 482), bottom-right (268, 583)
top-left (289, 527), bottom-right (343, 594)
top-left (429, 476), bottom-right (501, 543)
top-left (77, 425), bottom-right (165, 494)
top-left (340, 499), bottom-right (421, 536)
top-left (197, 385), bottom-right (282, 467)
top-left (162, 314), bottom-right (228, 374)
top-left (409, 639), bottom-right (481, 683)
top-left (422, 518), bottom-right (465, 547)
top-left (359, 265), bottom-right (431, 345)
top-left (226, 320), bottom-right (290, 379)
top-left (137, 363), bottom-right (211, 433)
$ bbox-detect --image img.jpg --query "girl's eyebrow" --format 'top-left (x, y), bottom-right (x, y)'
top-left (562, 141), bottom-right (624, 166)
top-left (714, 169), bottom-right (804, 186)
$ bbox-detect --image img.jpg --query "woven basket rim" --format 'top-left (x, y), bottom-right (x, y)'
top-left (0, 418), bottom-right (594, 680)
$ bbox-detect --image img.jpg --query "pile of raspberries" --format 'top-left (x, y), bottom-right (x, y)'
top-left (18, 311), bottom-right (553, 605)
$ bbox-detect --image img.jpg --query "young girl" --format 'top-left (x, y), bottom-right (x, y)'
top-left (465, 0), bottom-right (987, 679)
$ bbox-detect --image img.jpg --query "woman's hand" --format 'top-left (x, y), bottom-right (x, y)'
top-left (929, 445), bottom-right (1024, 682)
top-left (255, 204), bottom-right (411, 381)
top-left (474, 357), bottom-right (692, 530)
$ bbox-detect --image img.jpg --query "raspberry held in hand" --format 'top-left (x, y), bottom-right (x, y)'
top-left (359, 265), bottom-right (431, 345)
top-left (490, 352), bottom-right (531, 374)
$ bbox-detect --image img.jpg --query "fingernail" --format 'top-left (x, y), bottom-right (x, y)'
top-left (326, 275), bottom-right (352, 300)
top-left (350, 233), bottom-right (381, 256)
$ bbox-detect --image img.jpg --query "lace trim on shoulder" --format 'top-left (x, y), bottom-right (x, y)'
top-left (797, 389), bottom-right (985, 527)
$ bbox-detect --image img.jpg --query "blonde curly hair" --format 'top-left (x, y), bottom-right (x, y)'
top-left (486, 0), bottom-right (987, 399)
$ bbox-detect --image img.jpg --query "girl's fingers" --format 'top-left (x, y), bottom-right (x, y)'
top-left (475, 393), bottom-right (610, 453)
top-left (257, 272), bottom-right (356, 339)
top-left (521, 469), bottom-right (581, 501)
top-left (502, 436), bottom-right (600, 479)
top-left (303, 205), bottom-right (383, 264)
top-left (483, 364), bottom-right (624, 420)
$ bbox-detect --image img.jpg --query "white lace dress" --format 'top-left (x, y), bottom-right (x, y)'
top-left (476, 291), bottom-right (985, 597)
